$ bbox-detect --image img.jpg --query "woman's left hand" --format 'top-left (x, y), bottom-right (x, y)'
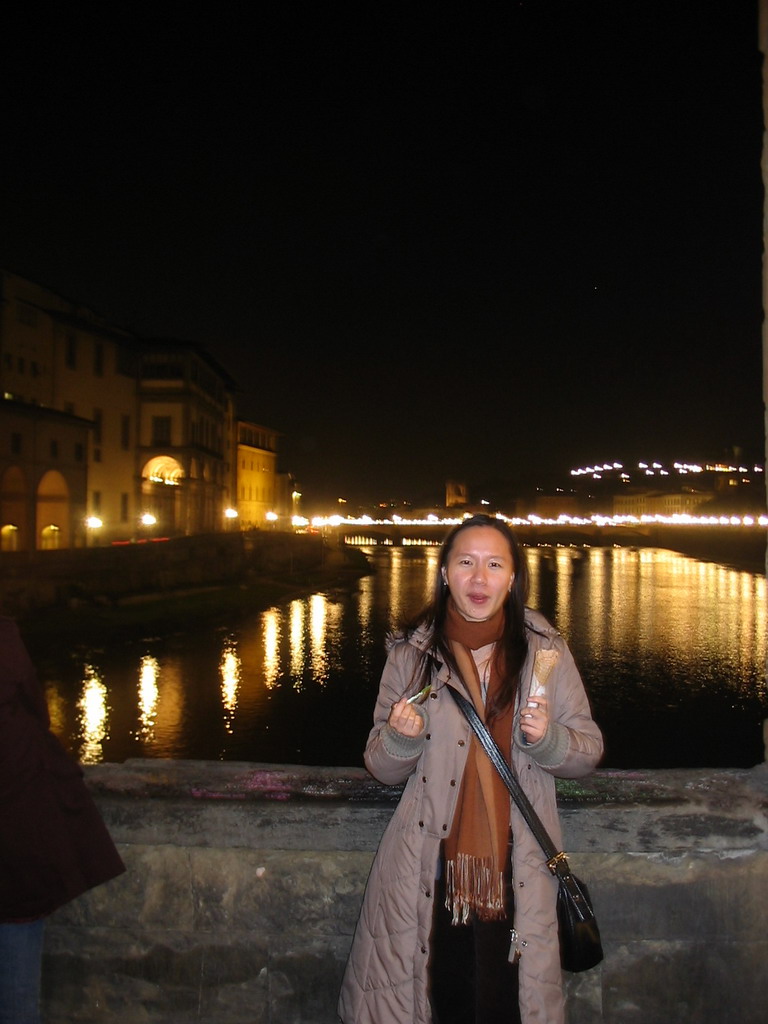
top-left (520, 695), bottom-right (549, 743)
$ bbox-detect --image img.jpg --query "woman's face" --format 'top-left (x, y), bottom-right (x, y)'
top-left (442, 525), bottom-right (515, 622)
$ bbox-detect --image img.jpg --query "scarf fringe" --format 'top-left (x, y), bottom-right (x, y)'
top-left (444, 853), bottom-right (506, 924)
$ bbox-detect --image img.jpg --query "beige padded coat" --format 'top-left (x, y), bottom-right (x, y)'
top-left (338, 609), bottom-right (604, 1024)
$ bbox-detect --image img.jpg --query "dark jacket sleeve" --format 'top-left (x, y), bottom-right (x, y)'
top-left (0, 617), bottom-right (126, 921)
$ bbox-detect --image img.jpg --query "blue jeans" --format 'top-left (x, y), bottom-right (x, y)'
top-left (0, 920), bottom-right (45, 1024)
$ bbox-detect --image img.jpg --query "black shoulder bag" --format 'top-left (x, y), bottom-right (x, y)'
top-left (448, 685), bottom-right (604, 973)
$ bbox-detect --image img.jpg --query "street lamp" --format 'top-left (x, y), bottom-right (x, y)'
top-left (85, 516), bottom-right (103, 547)
top-left (139, 513), bottom-right (157, 540)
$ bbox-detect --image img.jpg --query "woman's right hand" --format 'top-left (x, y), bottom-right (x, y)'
top-left (388, 697), bottom-right (426, 737)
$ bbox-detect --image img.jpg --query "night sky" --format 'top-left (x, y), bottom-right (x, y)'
top-left (1, 1), bottom-right (764, 512)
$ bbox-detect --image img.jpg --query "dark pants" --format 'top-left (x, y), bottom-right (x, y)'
top-left (429, 839), bottom-right (521, 1024)
top-left (0, 920), bottom-right (44, 1024)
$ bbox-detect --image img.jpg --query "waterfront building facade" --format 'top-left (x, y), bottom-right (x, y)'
top-left (236, 420), bottom-right (280, 529)
top-left (137, 340), bottom-right (236, 537)
top-left (612, 488), bottom-right (712, 518)
top-left (0, 270), bottom-right (139, 548)
top-left (0, 399), bottom-right (90, 550)
top-left (1, 270), bottom-right (284, 549)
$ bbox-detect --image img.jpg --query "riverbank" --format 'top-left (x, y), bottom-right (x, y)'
top-left (10, 535), bottom-right (372, 651)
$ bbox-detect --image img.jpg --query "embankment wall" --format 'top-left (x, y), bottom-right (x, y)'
top-left (0, 532), bottom-right (328, 616)
top-left (42, 759), bottom-right (768, 1024)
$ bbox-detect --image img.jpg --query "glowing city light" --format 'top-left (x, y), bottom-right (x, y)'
top-left (302, 512), bottom-right (768, 531)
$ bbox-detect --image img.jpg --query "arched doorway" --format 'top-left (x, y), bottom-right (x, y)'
top-left (40, 524), bottom-right (62, 550)
top-left (1, 524), bottom-right (20, 551)
top-left (141, 455), bottom-right (185, 535)
top-left (36, 470), bottom-right (70, 549)
top-left (0, 466), bottom-right (27, 550)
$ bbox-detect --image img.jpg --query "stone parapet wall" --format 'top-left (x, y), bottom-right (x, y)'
top-left (42, 760), bottom-right (768, 1024)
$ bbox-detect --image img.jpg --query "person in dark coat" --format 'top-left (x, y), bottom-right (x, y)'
top-left (0, 616), bottom-right (126, 1024)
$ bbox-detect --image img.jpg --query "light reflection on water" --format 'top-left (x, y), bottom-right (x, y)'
top-left (219, 640), bottom-right (240, 734)
top-left (138, 655), bottom-right (159, 741)
top-left (46, 546), bottom-right (767, 769)
top-left (77, 664), bottom-right (109, 764)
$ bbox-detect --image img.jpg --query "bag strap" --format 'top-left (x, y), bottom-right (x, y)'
top-left (447, 684), bottom-right (567, 876)
top-left (447, 685), bottom-right (596, 925)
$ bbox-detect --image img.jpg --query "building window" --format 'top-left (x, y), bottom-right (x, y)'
top-left (50, 439), bottom-right (59, 458)
top-left (152, 416), bottom-right (172, 445)
top-left (75, 442), bottom-right (84, 462)
top-left (93, 408), bottom-right (103, 443)
top-left (11, 433), bottom-right (22, 455)
top-left (94, 342), bottom-right (104, 376)
top-left (120, 493), bottom-right (129, 522)
top-left (92, 491), bottom-right (101, 513)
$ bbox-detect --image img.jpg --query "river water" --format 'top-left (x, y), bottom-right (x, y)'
top-left (40, 545), bottom-right (767, 770)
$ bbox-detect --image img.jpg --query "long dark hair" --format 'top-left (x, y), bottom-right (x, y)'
top-left (398, 514), bottom-right (530, 716)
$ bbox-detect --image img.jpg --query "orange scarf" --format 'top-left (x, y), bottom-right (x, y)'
top-left (443, 600), bottom-right (513, 923)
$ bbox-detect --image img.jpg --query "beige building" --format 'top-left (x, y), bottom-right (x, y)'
top-left (612, 488), bottom-right (711, 518)
top-left (0, 400), bottom-right (90, 550)
top-left (1, 270), bottom-right (286, 549)
top-left (236, 420), bottom-right (281, 528)
top-left (137, 341), bottom-right (236, 536)
top-left (1, 270), bottom-right (139, 547)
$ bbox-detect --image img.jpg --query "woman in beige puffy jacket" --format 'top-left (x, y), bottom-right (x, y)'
top-left (338, 515), bottom-right (603, 1024)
